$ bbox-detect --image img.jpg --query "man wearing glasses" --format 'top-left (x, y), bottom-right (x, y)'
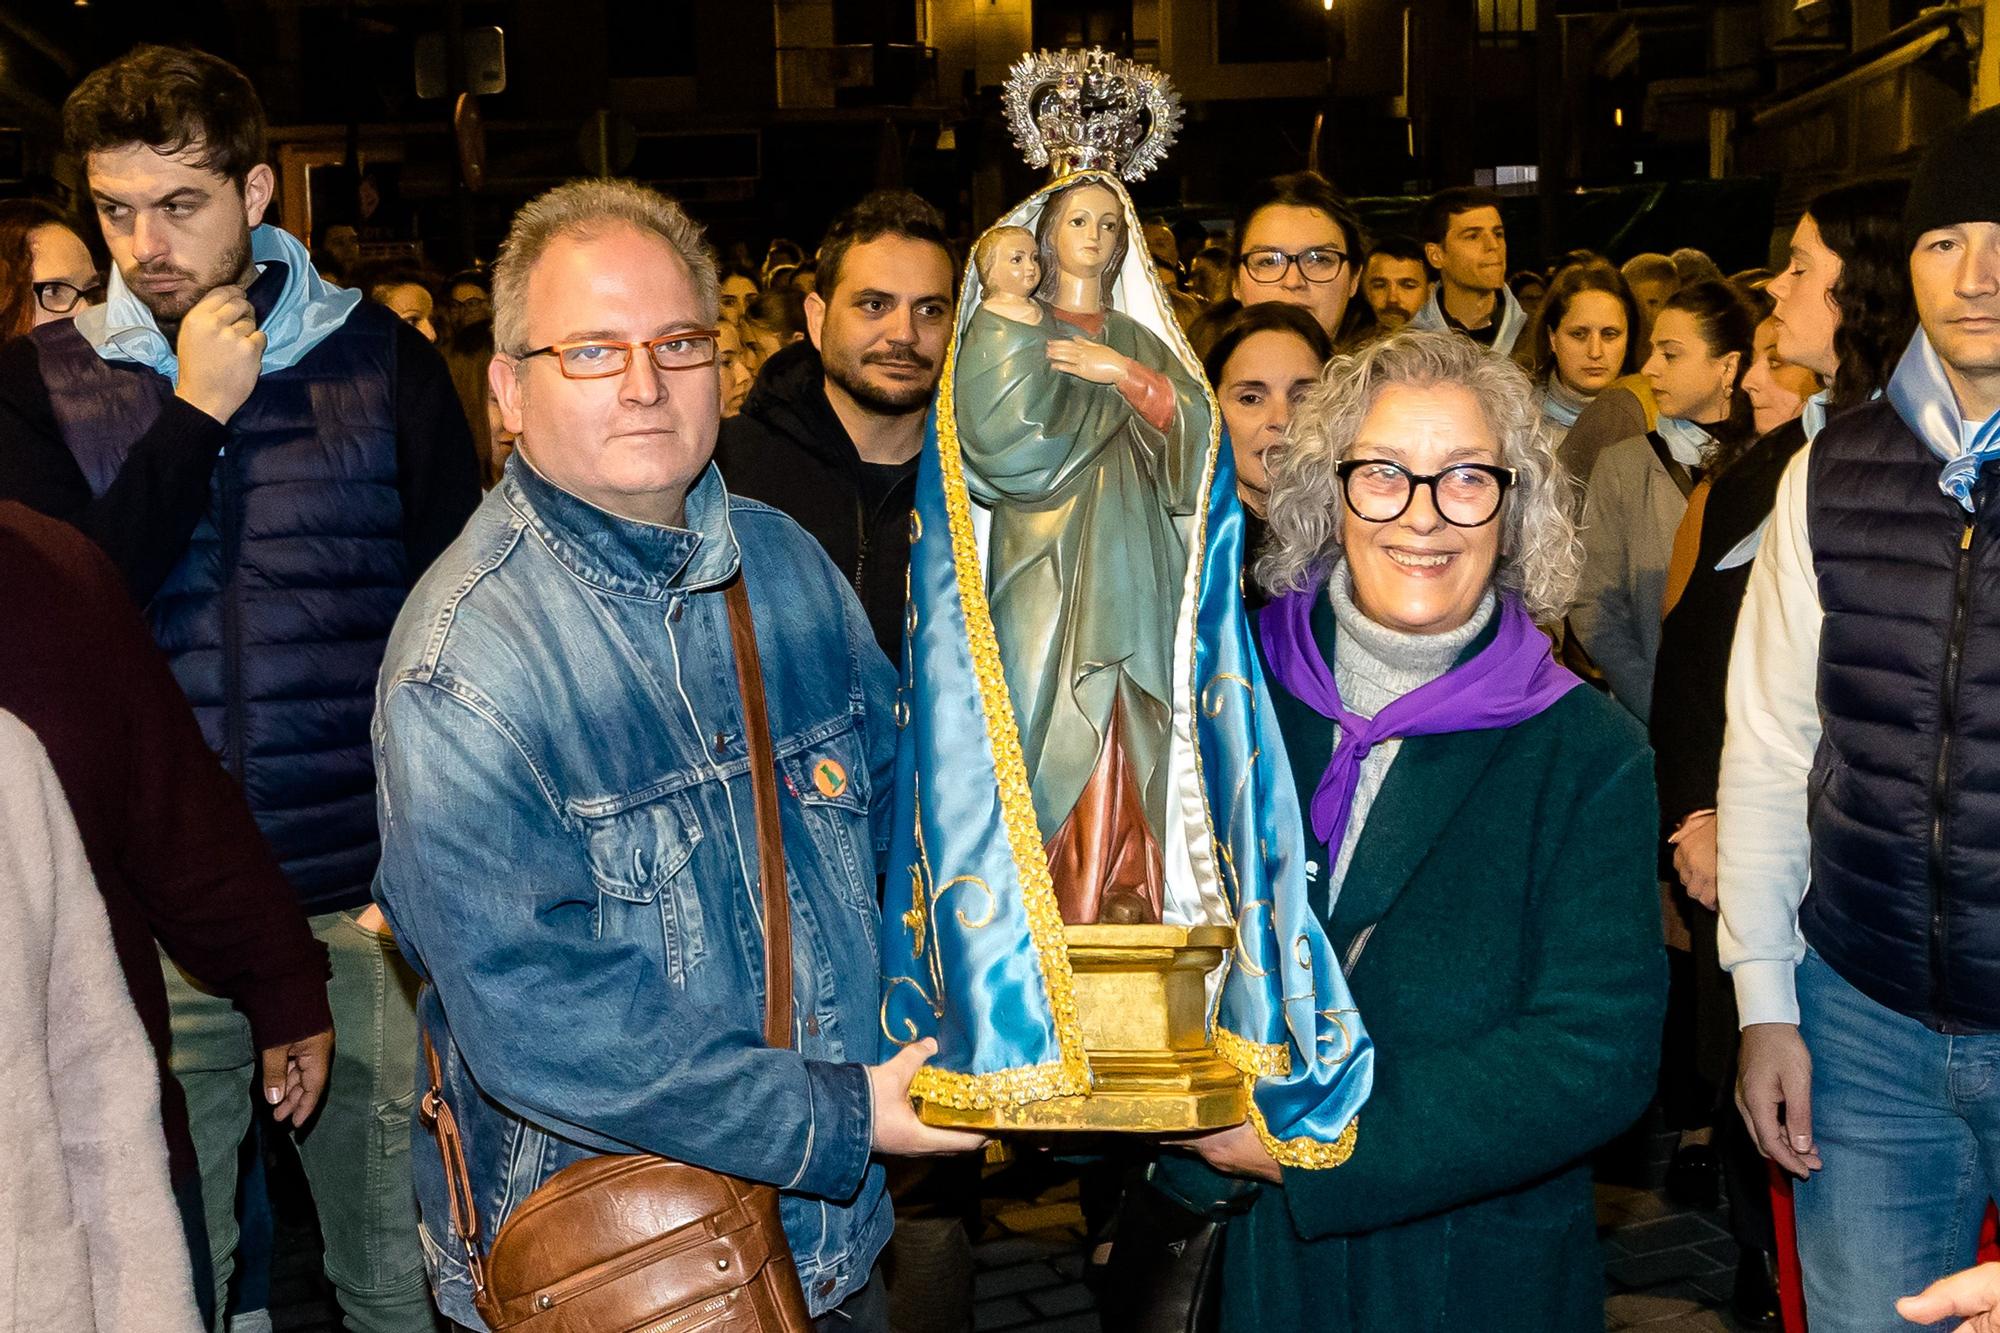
top-left (1231, 171), bottom-right (1366, 341)
top-left (373, 178), bottom-right (982, 1333)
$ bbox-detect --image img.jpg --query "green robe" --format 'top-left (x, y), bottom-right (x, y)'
top-left (1154, 600), bottom-right (1667, 1332)
top-left (954, 302), bottom-right (1213, 841)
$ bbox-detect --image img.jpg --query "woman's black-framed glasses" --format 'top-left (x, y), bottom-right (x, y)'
top-left (33, 277), bottom-right (104, 316)
top-left (1335, 458), bottom-right (1516, 528)
top-left (517, 330), bottom-right (721, 379)
top-left (1238, 246), bottom-right (1349, 285)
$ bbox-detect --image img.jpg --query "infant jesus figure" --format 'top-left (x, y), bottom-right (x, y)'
top-left (973, 225), bottom-right (1044, 326)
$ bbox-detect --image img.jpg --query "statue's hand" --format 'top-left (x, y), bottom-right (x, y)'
top-left (1046, 337), bottom-right (1131, 386)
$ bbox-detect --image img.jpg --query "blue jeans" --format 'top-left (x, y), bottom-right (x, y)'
top-left (164, 908), bottom-right (437, 1332)
top-left (1793, 948), bottom-right (2000, 1332)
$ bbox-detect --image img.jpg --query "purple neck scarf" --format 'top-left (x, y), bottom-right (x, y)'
top-left (1259, 569), bottom-right (1582, 852)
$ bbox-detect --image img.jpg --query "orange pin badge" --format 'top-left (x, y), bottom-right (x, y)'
top-left (812, 759), bottom-right (849, 799)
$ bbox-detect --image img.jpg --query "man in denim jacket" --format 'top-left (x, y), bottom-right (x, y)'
top-left (372, 179), bottom-right (980, 1332)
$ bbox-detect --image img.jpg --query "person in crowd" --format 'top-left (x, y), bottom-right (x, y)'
top-left (1510, 268), bottom-right (1548, 315)
top-left (1232, 171), bottom-right (1364, 341)
top-left (741, 285), bottom-right (810, 368)
top-left (1672, 247), bottom-right (1725, 290)
top-left (767, 260), bottom-right (803, 291)
top-left (0, 199), bottom-right (102, 337)
top-left (1189, 243), bottom-right (1234, 306)
top-left (443, 318), bottom-right (517, 487)
top-left (717, 189), bottom-right (953, 662)
top-left (1517, 258), bottom-right (1640, 444)
top-left (1187, 295), bottom-right (1244, 361)
top-left (1739, 314), bottom-right (1823, 436)
top-left (1622, 252), bottom-right (1679, 349)
top-left (0, 46), bottom-right (481, 1330)
top-left (366, 265), bottom-right (440, 341)
top-left (718, 261), bottom-right (760, 324)
top-left (373, 175), bottom-right (983, 1333)
top-left (1202, 301), bottom-right (1334, 588)
top-left (1411, 185), bottom-right (1526, 355)
top-left (439, 266), bottom-right (491, 337)
top-left (716, 315), bottom-right (755, 418)
top-left (1570, 280), bottom-right (1754, 722)
top-left (763, 235), bottom-right (805, 285)
top-left (1151, 328), bottom-right (1662, 1332)
top-left (1360, 234), bottom-right (1432, 332)
top-left (1719, 110), bottom-right (2000, 1332)
top-left (1765, 176), bottom-right (1918, 438)
top-left (0, 501), bottom-right (335, 1331)
top-left (0, 709), bottom-right (206, 1333)
top-left (1647, 307), bottom-right (1816, 1330)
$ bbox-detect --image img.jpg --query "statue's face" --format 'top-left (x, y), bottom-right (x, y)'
top-left (1051, 184), bottom-right (1123, 280)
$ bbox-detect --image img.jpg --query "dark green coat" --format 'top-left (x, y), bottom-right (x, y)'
top-left (1163, 600), bottom-right (1666, 1333)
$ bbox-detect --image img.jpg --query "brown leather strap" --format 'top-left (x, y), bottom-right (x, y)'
top-left (420, 1029), bottom-right (490, 1304)
top-left (725, 575), bottom-right (793, 1052)
top-left (418, 576), bottom-right (794, 1290)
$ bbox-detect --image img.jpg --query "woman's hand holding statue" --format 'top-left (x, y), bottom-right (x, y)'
top-left (1180, 1121), bottom-right (1283, 1183)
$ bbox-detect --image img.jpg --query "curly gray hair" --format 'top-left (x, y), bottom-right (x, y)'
top-left (1255, 328), bottom-right (1581, 622)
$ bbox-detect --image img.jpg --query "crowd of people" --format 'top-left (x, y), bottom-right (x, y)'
top-left (4, 37), bottom-right (1999, 1333)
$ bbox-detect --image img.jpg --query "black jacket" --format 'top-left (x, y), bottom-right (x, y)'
top-left (715, 342), bottom-right (916, 663)
top-left (1650, 418), bottom-right (1809, 828)
top-left (1806, 400), bottom-right (2000, 1032)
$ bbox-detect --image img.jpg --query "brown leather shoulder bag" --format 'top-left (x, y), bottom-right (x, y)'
top-left (419, 576), bottom-right (816, 1333)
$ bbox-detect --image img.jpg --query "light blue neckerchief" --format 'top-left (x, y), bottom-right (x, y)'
top-left (1886, 329), bottom-right (2000, 512)
top-left (73, 224), bottom-right (362, 386)
top-left (1800, 388), bottom-right (1832, 443)
top-left (1412, 281), bottom-right (1529, 358)
top-left (1538, 376), bottom-right (1591, 430)
top-left (1656, 414), bottom-right (1712, 467)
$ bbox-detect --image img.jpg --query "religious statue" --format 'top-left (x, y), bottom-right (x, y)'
top-left (957, 182), bottom-right (1212, 926)
top-left (880, 49), bottom-right (1372, 1158)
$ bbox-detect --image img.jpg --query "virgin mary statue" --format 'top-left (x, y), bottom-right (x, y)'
top-left (956, 177), bottom-right (1209, 925)
top-left (881, 49), bottom-right (1371, 1164)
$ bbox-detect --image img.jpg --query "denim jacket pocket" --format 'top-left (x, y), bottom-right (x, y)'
top-left (778, 721), bottom-right (878, 912)
top-left (580, 793), bottom-right (707, 984)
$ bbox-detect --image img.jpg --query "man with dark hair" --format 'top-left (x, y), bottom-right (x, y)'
top-left (0, 44), bottom-right (479, 1332)
top-left (1412, 185), bottom-right (1526, 355)
top-left (718, 188), bottom-right (955, 659)
top-left (1361, 234), bottom-right (1433, 330)
top-left (1231, 170), bottom-right (1364, 340)
top-left (1720, 110), bottom-right (2000, 1329)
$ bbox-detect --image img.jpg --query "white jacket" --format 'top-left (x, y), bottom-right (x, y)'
top-left (0, 710), bottom-right (203, 1333)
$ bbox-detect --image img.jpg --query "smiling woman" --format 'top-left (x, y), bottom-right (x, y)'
top-left (1155, 329), bottom-right (1665, 1333)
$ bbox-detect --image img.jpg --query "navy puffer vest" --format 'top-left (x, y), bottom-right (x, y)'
top-left (35, 298), bottom-right (405, 914)
top-left (1807, 399), bottom-right (2000, 1032)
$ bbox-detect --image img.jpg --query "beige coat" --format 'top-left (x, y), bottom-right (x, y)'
top-left (1569, 435), bottom-right (1689, 724)
top-left (0, 710), bottom-right (202, 1333)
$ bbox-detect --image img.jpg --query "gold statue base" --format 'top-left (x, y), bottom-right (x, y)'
top-left (917, 923), bottom-right (1250, 1133)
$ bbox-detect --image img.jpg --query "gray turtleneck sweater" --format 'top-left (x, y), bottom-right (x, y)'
top-left (1322, 567), bottom-right (1496, 899)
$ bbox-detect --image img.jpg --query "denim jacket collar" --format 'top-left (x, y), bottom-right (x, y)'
top-left (503, 450), bottom-right (741, 599)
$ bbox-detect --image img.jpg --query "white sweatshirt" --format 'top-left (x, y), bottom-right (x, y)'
top-left (1715, 445), bottom-right (1819, 1028)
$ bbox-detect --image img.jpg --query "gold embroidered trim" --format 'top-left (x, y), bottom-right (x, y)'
top-left (909, 1057), bottom-right (1082, 1109)
top-left (928, 274), bottom-right (1091, 1103)
top-left (1249, 1098), bottom-right (1359, 1170)
top-left (1215, 1024), bottom-right (1290, 1078)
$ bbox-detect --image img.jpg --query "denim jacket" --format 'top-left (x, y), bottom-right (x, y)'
top-left (372, 452), bottom-right (897, 1328)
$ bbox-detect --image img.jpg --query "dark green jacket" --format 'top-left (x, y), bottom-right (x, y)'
top-left (1162, 599), bottom-right (1665, 1332)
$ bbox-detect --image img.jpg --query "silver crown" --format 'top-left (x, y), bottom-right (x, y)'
top-left (1002, 48), bottom-right (1183, 183)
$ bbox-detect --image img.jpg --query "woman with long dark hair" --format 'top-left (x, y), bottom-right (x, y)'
top-left (0, 199), bottom-right (100, 339)
top-left (1518, 259), bottom-right (1642, 446)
